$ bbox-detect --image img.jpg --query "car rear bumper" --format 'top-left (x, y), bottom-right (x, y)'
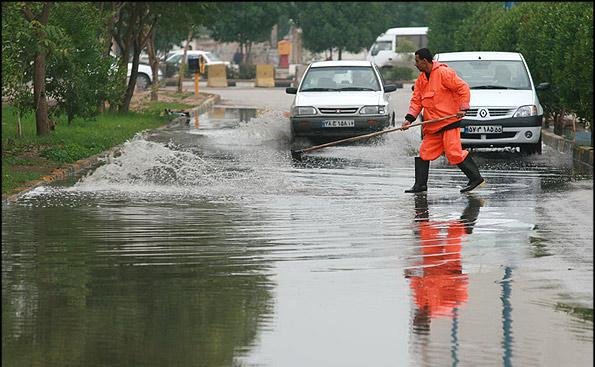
top-left (291, 115), bottom-right (390, 138)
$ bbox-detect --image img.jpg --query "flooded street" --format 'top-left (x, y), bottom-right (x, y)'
top-left (2, 88), bottom-right (593, 367)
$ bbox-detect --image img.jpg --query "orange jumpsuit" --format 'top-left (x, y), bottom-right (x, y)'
top-left (408, 219), bottom-right (468, 318)
top-left (408, 61), bottom-right (471, 165)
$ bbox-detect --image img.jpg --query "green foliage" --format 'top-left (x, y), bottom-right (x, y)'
top-left (208, 2), bottom-right (282, 63)
top-left (40, 143), bottom-right (95, 163)
top-left (45, 3), bottom-right (113, 123)
top-left (295, 2), bottom-right (389, 57)
top-left (427, 2), bottom-right (593, 124)
top-left (381, 66), bottom-right (415, 81)
top-left (427, 2), bottom-right (483, 54)
top-left (2, 3), bottom-right (36, 120)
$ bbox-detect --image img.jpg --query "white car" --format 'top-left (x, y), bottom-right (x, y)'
top-left (163, 50), bottom-right (236, 77)
top-left (127, 62), bottom-right (161, 90)
top-left (434, 51), bottom-right (550, 155)
top-left (286, 60), bottom-right (397, 144)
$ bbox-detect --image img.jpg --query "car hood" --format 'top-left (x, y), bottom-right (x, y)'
top-left (295, 91), bottom-right (385, 107)
top-left (470, 89), bottom-right (535, 107)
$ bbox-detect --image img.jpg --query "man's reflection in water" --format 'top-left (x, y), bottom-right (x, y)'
top-left (404, 194), bottom-right (484, 335)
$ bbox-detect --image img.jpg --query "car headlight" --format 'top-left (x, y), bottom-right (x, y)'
top-left (359, 105), bottom-right (386, 115)
top-left (513, 105), bottom-right (538, 117)
top-left (293, 106), bottom-right (317, 116)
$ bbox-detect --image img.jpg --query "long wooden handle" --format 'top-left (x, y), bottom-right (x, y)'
top-left (294, 114), bottom-right (458, 155)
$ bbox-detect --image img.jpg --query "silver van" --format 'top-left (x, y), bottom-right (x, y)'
top-left (434, 51), bottom-right (550, 154)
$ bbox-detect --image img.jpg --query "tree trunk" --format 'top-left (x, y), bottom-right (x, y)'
top-left (146, 29), bottom-right (159, 101)
top-left (338, 48), bottom-right (342, 60)
top-left (22, 2), bottom-right (52, 136)
top-left (33, 51), bottom-right (51, 135)
top-left (177, 30), bottom-right (193, 93)
top-left (247, 42), bottom-right (253, 65)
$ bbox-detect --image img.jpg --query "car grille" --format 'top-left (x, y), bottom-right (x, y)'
top-left (465, 108), bottom-right (515, 117)
top-left (318, 108), bottom-right (359, 114)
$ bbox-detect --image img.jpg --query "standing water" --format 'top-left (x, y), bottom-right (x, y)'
top-left (3, 106), bottom-right (592, 367)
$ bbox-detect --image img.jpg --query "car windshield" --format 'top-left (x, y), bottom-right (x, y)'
top-left (300, 66), bottom-right (380, 92)
top-left (444, 60), bottom-right (532, 90)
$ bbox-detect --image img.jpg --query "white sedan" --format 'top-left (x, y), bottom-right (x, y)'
top-left (286, 60), bottom-right (397, 144)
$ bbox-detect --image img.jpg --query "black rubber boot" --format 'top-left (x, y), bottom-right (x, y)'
top-left (413, 193), bottom-right (429, 221)
top-left (457, 155), bottom-right (485, 193)
top-left (405, 157), bottom-right (429, 193)
top-left (459, 194), bottom-right (484, 233)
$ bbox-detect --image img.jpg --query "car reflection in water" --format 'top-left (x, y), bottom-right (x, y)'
top-left (404, 194), bottom-right (483, 338)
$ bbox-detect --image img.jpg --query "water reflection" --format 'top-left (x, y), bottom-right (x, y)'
top-left (405, 194), bottom-right (483, 364)
top-left (2, 199), bottom-right (275, 367)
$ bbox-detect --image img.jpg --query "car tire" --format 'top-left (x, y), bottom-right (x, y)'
top-left (520, 134), bottom-right (542, 155)
top-left (135, 73), bottom-right (151, 90)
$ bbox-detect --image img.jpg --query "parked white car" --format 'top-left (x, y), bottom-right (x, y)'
top-left (434, 51), bottom-right (550, 155)
top-left (286, 60), bottom-right (397, 144)
top-left (127, 62), bottom-right (161, 90)
top-left (163, 50), bottom-right (236, 77)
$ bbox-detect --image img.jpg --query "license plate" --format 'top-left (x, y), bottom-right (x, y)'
top-left (464, 125), bottom-right (503, 134)
top-left (322, 119), bottom-right (355, 128)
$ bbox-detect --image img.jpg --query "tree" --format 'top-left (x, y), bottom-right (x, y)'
top-left (2, 2), bottom-right (35, 137)
top-left (19, 2), bottom-right (53, 135)
top-left (294, 3), bottom-right (388, 60)
top-left (45, 3), bottom-right (114, 124)
top-left (208, 2), bottom-right (282, 65)
top-left (110, 3), bottom-right (157, 113)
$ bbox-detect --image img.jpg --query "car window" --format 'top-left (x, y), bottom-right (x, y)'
top-left (300, 66), bottom-right (380, 92)
top-left (166, 53), bottom-right (182, 64)
top-left (445, 60), bottom-right (531, 90)
top-left (372, 41), bottom-right (392, 52)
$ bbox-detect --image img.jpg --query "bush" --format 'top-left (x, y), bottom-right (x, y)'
top-left (381, 66), bottom-right (415, 81)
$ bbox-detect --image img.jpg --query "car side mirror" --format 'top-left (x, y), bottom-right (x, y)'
top-left (536, 82), bottom-right (550, 91)
top-left (383, 84), bottom-right (397, 93)
top-left (286, 87), bottom-right (297, 94)
top-left (371, 49), bottom-right (379, 56)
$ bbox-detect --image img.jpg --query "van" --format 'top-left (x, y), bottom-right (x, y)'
top-left (434, 51), bottom-right (550, 155)
top-left (366, 27), bottom-right (428, 69)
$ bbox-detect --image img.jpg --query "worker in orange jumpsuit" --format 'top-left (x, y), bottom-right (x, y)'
top-left (405, 194), bottom-right (483, 326)
top-left (402, 48), bottom-right (485, 193)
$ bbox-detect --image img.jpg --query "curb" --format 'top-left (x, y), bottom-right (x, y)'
top-left (542, 129), bottom-right (593, 172)
top-left (2, 93), bottom-right (221, 204)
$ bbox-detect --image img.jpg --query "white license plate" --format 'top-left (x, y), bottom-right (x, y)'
top-left (322, 119), bottom-right (355, 128)
top-left (464, 125), bottom-right (503, 134)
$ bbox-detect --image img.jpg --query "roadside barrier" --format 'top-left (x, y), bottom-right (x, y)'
top-left (255, 64), bottom-right (275, 87)
top-left (207, 64), bottom-right (227, 87)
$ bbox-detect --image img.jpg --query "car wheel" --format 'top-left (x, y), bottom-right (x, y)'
top-left (520, 135), bottom-right (542, 155)
top-left (135, 74), bottom-right (151, 90)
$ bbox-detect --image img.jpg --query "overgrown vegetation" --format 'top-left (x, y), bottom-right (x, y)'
top-left (1, 99), bottom-right (192, 196)
top-left (427, 2), bottom-right (593, 129)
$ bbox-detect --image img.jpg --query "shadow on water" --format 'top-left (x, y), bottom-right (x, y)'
top-left (2, 197), bottom-right (276, 367)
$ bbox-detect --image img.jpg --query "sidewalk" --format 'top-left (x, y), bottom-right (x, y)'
top-left (541, 124), bottom-right (593, 172)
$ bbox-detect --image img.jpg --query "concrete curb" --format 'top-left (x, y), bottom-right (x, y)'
top-left (542, 129), bottom-right (593, 172)
top-left (2, 93), bottom-right (221, 204)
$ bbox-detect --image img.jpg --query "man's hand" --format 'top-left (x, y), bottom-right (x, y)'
top-left (401, 120), bottom-right (412, 130)
top-left (456, 110), bottom-right (467, 118)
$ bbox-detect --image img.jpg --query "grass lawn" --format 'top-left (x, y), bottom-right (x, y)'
top-left (2, 92), bottom-right (196, 197)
